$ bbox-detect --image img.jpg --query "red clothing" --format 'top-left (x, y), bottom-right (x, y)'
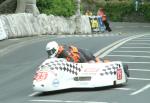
top-left (97, 8), bottom-right (112, 32)
top-left (57, 45), bottom-right (80, 63)
top-left (56, 45), bottom-right (97, 63)
top-left (97, 10), bottom-right (107, 21)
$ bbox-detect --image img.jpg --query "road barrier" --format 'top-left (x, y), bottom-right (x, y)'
top-left (89, 16), bottom-right (105, 33)
top-left (97, 16), bottom-right (105, 32)
top-left (0, 19), bottom-right (7, 40)
top-left (0, 14), bottom-right (108, 40)
top-left (0, 13), bottom-right (92, 40)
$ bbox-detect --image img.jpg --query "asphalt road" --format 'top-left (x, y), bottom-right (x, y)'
top-left (0, 22), bottom-right (150, 103)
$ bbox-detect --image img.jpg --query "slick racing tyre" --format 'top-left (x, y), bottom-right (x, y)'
top-left (123, 64), bottom-right (130, 77)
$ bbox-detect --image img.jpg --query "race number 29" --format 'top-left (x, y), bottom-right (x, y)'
top-left (117, 69), bottom-right (122, 80)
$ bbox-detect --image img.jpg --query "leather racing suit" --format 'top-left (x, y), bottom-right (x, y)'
top-left (56, 45), bottom-right (98, 63)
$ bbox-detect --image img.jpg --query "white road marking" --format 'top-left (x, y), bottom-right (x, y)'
top-left (121, 47), bottom-right (150, 48)
top-left (127, 43), bottom-right (150, 45)
top-left (129, 77), bottom-right (150, 81)
top-left (130, 84), bottom-right (150, 95)
top-left (59, 34), bottom-right (118, 38)
top-left (28, 92), bottom-right (40, 97)
top-left (96, 34), bottom-right (146, 57)
top-left (131, 40), bottom-right (150, 42)
top-left (107, 54), bottom-right (150, 58)
top-left (115, 26), bottom-right (124, 28)
top-left (128, 25), bottom-right (139, 28)
top-left (9, 38), bottom-right (19, 41)
top-left (143, 26), bottom-right (150, 27)
top-left (29, 99), bottom-right (108, 103)
top-left (139, 38), bottom-right (150, 40)
top-left (115, 88), bottom-right (134, 91)
top-left (132, 39), bottom-right (150, 41)
top-left (94, 38), bottom-right (123, 56)
top-left (123, 62), bottom-right (150, 64)
top-left (113, 51), bottom-right (150, 53)
top-left (129, 69), bottom-right (150, 72)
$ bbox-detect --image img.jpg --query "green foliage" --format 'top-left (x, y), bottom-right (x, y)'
top-left (104, 3), bottom-right (134, 21)
top-left (37, 0), bottom-right (76, 17)
top-left (87, 0), bottom-right (94, 4)
top-left (36, 0), bottom-right (150, 21)
top-left (0, 0), bottom-right (5, 4)
top-left (139, 4), bottom-right (150, 21)
top-left (95, 2), bottom-right (150, 22)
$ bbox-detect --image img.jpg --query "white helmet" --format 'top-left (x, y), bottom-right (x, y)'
top-left (46, 41), bottom-right (59, 58)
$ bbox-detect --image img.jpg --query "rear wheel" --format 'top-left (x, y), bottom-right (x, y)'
top-left (123, 64), bottom-right (130, 77)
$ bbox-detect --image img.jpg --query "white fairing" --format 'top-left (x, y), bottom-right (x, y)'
top-left (33, 58), bottom-right (127, 92)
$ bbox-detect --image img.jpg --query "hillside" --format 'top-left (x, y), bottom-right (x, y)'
top-left (0, 0), bottom-right (16, 14)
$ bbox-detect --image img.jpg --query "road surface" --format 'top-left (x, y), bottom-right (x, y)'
top-left (0, 22), bottom-right (150, 103)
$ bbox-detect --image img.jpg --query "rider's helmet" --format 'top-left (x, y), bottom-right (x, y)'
top-left (46, 41), bottom-right (59, 58)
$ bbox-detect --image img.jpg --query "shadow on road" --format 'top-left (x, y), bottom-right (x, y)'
top-left (33, 85), bottom-right (125, 97)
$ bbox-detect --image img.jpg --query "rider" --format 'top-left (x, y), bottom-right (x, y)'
top-left (45, 41), bottom-right (101, 63)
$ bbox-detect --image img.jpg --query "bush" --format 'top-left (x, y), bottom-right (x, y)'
top-left (37, 0), bottom-right (77, 17)
top-left (140, 4), bottom-right (150, 21)
top-left (37, 0), bottom-right (150, 22)
top-left (0, 0), bottom-right (5, 4)
top-left (95, 2), bottom-right (150, 22)
top-left (96, 3), bottom-right (134, 22)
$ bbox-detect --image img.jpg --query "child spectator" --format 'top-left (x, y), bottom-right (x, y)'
top-left (85, 10), bottom-right (93, 16)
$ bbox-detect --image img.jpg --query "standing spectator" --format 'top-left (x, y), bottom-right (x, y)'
top-left (85, 9), bottom-right (93, 16)
top-left (97, 8), bottom-right (112, 32)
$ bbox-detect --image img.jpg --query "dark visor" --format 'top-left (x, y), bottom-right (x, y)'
top-left (47, 48), bottom-right (56, 56)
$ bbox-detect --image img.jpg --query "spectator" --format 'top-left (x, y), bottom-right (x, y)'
top-left (97, 8), bottom-right (112, 32)
top-left (85, 9), bottom-right (93, 16)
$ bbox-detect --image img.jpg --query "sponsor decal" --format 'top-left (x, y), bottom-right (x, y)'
top-left (84, 68), bottom-right (98, 72)
top-left (52, 79), bottom-right (59, 87)
top-left (82, 72), bottom-right (96, 75)
top-left (34, 72), bottom-right (48, 81)
top-left (89, 17), bottom-right (100, 32)
top-left (117, 69), bottom-right (122, 80)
